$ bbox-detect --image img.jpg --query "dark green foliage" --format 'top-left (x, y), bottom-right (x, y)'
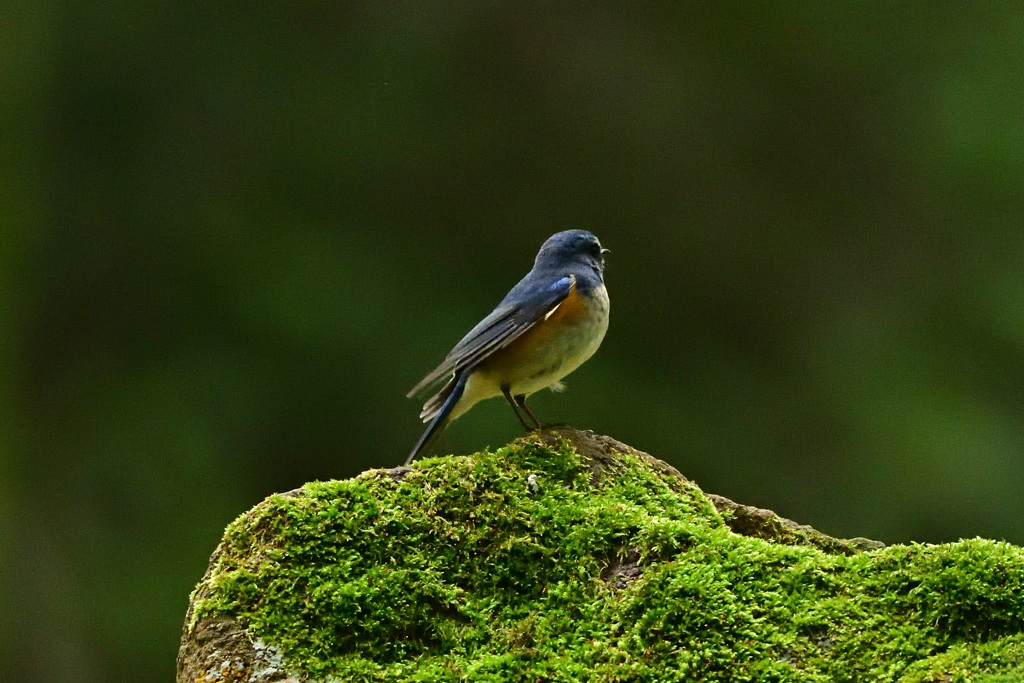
top-left (190, 436), bottom-right (1024, 681)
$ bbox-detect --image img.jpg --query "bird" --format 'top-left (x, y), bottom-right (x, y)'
top-left (405, 229), bottom-right (610, 464)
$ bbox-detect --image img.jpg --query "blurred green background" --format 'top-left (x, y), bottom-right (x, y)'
top-left (4, 2), bottom-right (1024, 681)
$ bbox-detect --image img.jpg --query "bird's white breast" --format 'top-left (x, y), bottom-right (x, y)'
top-left (510, 282), bottom-right (609, 396)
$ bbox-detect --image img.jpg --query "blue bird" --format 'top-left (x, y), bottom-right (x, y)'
top-left (406, 230), bottom-right (610, 464)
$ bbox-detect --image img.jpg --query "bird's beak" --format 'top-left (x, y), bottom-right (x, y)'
top-left (601, 248), bottom-right (611, 255)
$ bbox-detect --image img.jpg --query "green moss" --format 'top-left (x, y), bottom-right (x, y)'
top-left (189, 433), bottom-right (1024, 682)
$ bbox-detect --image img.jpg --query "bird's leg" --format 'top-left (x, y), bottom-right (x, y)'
top-left (501, 385), bottom-right (533, 431)
top-left (514, 394), bottom-right (542, 429)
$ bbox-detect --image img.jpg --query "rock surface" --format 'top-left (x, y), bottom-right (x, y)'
top-left (177, 428), bottom-right (1024, 682)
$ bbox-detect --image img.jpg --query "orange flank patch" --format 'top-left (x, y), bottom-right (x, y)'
top-left (542, 276), bottom-right (588, 324)
top-left (474, 276), bottom-right (587, 379)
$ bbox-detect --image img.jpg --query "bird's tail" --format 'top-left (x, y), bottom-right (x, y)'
top-left (419, 375), bottom-right (457, 422)
top-left (405, 371), bottom-right (468, 465)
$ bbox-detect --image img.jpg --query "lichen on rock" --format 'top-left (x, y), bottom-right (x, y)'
top-left (177, 428), bottom-right (1024, 682)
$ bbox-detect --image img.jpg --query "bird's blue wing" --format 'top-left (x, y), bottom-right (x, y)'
top-left (407, 274), bottom-right (575, 398)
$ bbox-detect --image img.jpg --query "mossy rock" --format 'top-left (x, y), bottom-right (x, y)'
top-left (177, 428), bottom-right (1024, 682)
